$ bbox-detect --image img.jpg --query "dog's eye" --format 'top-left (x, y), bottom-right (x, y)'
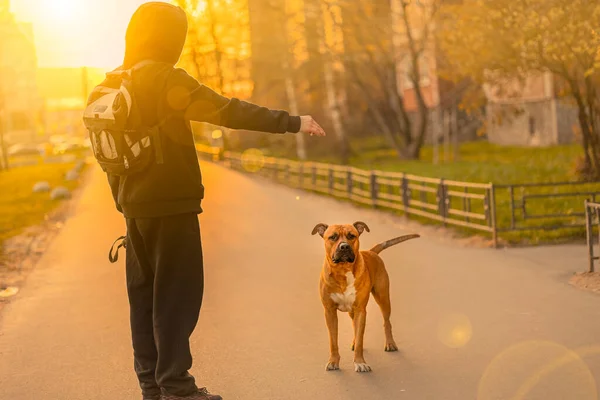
top-left (347, 234), bottom-right (355, 240)
top-left (329, 235), bottom-right (338, 241)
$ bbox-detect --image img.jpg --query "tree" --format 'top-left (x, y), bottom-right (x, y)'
top-left (322, 0), bottom-right (441, 160)
top-left (175, 0), bottom-right (252, 97)
top-left (440, 0), bottom-right (600, 179)
top-left (174, 0), bottom-right (255, 151)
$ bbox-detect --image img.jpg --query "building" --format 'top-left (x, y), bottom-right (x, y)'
top-left (36, 66), bottom-right (107, 139)
top-left (0, 0), bottom-right (42, 145)
top-left (391, 0), bottom-right (480, 146)
top-left (485, 72), bottom-right (579, 147)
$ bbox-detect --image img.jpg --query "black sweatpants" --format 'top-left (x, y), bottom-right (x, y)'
top-left (125, 213), bottom-right (204, 397)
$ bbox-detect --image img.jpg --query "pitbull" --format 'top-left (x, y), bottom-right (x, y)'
top-left (312, 221), bottom-right (419, 372)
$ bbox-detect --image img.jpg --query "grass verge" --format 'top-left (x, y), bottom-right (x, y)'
top-left (0, 161), bottom-right (84, 247)
top-left (255, 140), bottom-right (593, 245)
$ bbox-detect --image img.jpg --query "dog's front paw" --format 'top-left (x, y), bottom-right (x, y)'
top-left (354, 362), bottom-right (372, 373)
top-left (385, 342), bottom-right (398, 352)
top-left (326, 361), bottom-right (340, 371)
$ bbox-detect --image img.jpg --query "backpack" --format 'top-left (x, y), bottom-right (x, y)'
top-left (83, 60), bottom-right (164, 176)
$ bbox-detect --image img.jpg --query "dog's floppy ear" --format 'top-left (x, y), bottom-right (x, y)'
top-left (312, 223), bottom-right (329, 237)
top-left (353, 221), bottom-right (370, 236)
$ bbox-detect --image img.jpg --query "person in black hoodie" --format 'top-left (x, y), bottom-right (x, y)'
top-left (95, 3), bottom-right (326, 400)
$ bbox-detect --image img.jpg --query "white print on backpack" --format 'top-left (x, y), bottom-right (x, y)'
top-left (330, 272), bottom-right (356, 312)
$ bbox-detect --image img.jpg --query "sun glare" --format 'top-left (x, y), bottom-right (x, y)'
top-left (41, 0), bottom-right (83, 23)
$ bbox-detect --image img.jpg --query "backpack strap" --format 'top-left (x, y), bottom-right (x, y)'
top-left (103, 62), bottom-right (171, 166)
top-left (108, 236), bottom-right (127, 263)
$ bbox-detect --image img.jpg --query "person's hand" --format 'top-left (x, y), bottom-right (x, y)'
top-left (299, 116), bottom-right (326, 137)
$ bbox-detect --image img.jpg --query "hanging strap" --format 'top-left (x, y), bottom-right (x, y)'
top-left (109, 236), bottom-right (127, 263)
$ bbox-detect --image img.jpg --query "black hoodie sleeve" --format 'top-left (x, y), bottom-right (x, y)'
top-left (167, 68), bottom-right (301, 134)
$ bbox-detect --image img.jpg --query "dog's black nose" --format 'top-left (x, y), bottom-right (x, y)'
top-left (339, 242), bottom-right (350, 250)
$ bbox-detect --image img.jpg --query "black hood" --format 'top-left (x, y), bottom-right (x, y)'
top-left (123, 2), bottom-right (188, 68)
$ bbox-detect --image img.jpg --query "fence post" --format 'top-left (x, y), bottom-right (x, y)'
top-left (401, 173), bottom-right (409, 216)
top-left (370, 172), bottom-right (378, 208)
top-left (328, 168), bottom-right (334, 195)
top-left (463, 186), bottom-right (470, 223)
top-left (490, 183), bottom-right (498, 248)
top-left (347, 169), bottom-right (353, 198)
top-left (437, 178), bottom-right (447, 226)
top-left (586, 200), bottom-right (595, 273)
top-left (509, 185), bottom-right (516, 230)
top-left (265, 158), bottom-right (271, 178)
top-left (520, 186), bottom-right (526, 219)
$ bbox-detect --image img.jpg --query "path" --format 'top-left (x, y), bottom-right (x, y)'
top-left (1, 162), bottom-right (599, 399)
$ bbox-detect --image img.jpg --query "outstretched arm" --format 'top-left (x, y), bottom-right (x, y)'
top-left (169, 69), bottom-right (325, 136)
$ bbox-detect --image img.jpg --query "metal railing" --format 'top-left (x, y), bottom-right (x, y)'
top-left (497, 182), bottom-right (600, 232)
top-left (585, 201), bottom-right (600, 272)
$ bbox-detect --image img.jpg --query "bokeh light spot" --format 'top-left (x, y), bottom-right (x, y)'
top-left (437, 313), bottom-right (472, 348)
top-left (241, 148), bottom-right (265, 173)
top-left (167, 86), bottom-right (191, 111)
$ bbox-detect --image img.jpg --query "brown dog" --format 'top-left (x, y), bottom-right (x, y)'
top-left (312, 221), bottom-right (419, 372)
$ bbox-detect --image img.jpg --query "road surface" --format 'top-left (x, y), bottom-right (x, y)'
top-left (1, 162), bottom-right (600, 400)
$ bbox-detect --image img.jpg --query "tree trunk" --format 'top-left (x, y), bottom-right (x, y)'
top-left (322, 55), bottom-right (348, 164)
top-left (443, 110), bottom-right (450, 163)
top-left (284, 62), bottom-right (306, 161)
top-left (205, 0), bottom-right (225, 94)
top-left (452, 107), bottom-right (460, 162)
top-left (402, 140), bottom-right (422, 160)
top-left (571, 80), bottom-right (600, 179)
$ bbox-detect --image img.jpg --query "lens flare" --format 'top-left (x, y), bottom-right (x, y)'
top-left (478, 341), bottom-right (597, 400)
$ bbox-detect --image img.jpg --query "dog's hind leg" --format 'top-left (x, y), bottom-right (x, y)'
top-left (372, 272), bottom-right (399, 352)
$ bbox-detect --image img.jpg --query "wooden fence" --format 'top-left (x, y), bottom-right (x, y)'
top-left (197, 145), bottom-right (600, 249)
top-left (198, 146), bottom-right (497, 245)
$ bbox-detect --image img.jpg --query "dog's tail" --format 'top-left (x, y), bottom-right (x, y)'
top-left (369, 234), bottom-right (420, 254)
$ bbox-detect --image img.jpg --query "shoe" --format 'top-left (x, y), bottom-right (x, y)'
top-left (160, 387), bottom-right (222, 400)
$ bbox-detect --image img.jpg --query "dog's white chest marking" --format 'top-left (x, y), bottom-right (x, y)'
top-left (330, 272), bottom-right (356, 312)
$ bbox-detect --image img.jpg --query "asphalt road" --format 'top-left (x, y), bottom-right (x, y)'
top-left (1, 162), bottom-right (600, 400)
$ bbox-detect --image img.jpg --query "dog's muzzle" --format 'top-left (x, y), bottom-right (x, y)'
top-left (332, 242), bottom-right (355, 264)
